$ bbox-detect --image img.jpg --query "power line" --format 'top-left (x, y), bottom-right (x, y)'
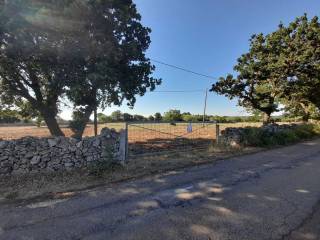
top-left (150, 58), bottom-right (219, 80)
top-left (152, 89), bottom-right (205, 93)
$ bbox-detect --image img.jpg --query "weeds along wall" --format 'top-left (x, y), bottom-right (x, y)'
top-left (220, 123), bottom-right (320, 147)
top-left (0, 128), bottom-right (126, 176)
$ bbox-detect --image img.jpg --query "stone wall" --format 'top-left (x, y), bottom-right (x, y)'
top-left (220, 123), bottom-right (300, 146)
top-left (0, 128), bottom-right (126, 176)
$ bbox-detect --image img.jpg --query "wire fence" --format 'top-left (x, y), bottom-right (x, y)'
top-left (0, 121), bottom-right (266, 160)
top-left (126, 122), bottom-right (218, 157)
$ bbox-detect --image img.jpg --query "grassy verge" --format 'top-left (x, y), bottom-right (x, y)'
top-left (0, 145), bottom-right (261, 204)
top-left (1, 123), bottom-right (319, 204)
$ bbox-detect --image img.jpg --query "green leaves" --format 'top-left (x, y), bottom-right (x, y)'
top-left (211, 14), bottom-right (320, 123)
top-left (0, 0), bottom-right (160, 137)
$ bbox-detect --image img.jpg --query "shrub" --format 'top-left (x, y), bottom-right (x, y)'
top-left (88, 145), bottom-right (121, 177)
top-left (88, 160), bottom-right (121, 177)
top-left (239, 124), bottom-right (320, 147)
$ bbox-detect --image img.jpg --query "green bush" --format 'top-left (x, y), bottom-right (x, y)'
top-left (240, 124), bottom-right (320, 147)
top-left (88, 145), bottom-right (121, 177)
top-left (275, 130), bottom-right (299, 145)
top-left (88, 160), bottom-right (121, 177)
top-left (241, 128), bottom-right (264, 146)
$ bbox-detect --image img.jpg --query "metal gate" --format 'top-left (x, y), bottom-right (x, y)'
top-left (126, 121), bottom-right (218, 158)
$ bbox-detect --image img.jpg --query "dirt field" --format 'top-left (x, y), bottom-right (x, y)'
top-left (0, 123), bottom-right (126, 140)
top-left (0, 122), bottom-right (262, 141)
top-left (0, 122), bottom-right (263, 155)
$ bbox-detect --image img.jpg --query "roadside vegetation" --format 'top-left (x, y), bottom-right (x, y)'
top-left (0, 144), bottom-right (260, 203)
top-left (237, 123), bottom-right (320, 147)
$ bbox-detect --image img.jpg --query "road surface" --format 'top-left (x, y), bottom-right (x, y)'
top-left (0, 139), bottom-right (320, 240)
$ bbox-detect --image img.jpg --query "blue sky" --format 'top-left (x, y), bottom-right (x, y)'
top-left (60, 0), bottom-right (320, 119)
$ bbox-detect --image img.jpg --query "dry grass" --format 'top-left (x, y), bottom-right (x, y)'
top-left (0, 144), bottom-right (262, 203)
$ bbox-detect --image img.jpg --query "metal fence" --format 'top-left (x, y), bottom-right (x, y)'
top-left (125, 121), bottom-right (219, 158)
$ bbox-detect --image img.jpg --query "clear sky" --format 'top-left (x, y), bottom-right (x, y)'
top-left (60, 0), bottom-right (320, 119)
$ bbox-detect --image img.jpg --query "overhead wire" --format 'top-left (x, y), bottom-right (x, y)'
top-left (151, 90), bottom-right (206, 93)
top-left (150, 58), bottom-right (219, 80)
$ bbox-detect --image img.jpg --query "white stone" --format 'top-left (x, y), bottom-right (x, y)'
top-left (48, 139), bottom-right (58, 147)
top-left (30, 156), bottom-right (41, 165)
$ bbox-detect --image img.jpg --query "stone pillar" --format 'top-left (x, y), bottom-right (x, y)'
top-left (118, 129), bottom-right (128, 163)
top-left (216, 124), bottom-right (220, 144)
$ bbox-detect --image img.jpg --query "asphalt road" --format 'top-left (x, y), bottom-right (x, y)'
top-left (1, 139), bottom-right (320, 240)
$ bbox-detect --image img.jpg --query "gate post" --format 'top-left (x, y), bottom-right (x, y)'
top-left (125, 122), bottom-right (128, 161)
top-left (118, 123), bottom-right (129, 163)
top-left (215, 124), bottom-right (220, 144)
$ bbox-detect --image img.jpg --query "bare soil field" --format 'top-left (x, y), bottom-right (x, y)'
top-left (0, 122), bottom-right (263, 155)
top-left (0, 123), bottom-right (125, 140)
top-left (0, 122), bottom-right (262, 141)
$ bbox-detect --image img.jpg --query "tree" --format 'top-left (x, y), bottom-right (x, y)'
top-left (154, 112), bottom-right (162, 121)
top-left (123, 113), bottom-right (133, 122)
top-left (0, 0), bottom-right (160, 139)
top-left (0, 0), bottom-right (80, 136)
top-left (110, 110), bottom-right (123, 122)
top-left (247, 109), bottom-right (264, 122)
top-left (211, 31), bottom-right (287, 124)
top-left (279, 15), bottom-right (320, 112)
top-left (211, 75), bottom-right (279, 124)
top-left (15, 100), bottom-right (44, 126)
top-left (181, 112), bottom-right (198, 122)
top-left (283, 99), bottom-right (318, 122)
top-left (65, 0), bottom-right (161, 138)
top-left (0, 109), bottom-right (20, 123)
top-left (163, 109), bottom-right (182, 122)
top-left (148, 115), bottom-right (155, 121)
top-left (133, 114), bottom-right (145, 121)
top-left (211, 15), bottom-right (320, 124)
top-left (97, 113), bottom-right (111, 123)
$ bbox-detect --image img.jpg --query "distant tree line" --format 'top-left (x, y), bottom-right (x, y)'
top-left (0, 109), bottom-right (20, 124)
top-left (96, 109), bottom-right (309, 124)
top-left (1, 107), bottom-right (318, 126)
top-left (0, 109), bottom-right (68, 126)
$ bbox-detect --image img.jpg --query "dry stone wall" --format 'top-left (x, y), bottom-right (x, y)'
top-left (220, 123), bottom-right (300, 146)
top-left (0, 128), bottom-right (125, 176)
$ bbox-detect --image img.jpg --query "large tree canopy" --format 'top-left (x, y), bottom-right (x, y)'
top-left (280, 15), bottom-right (320, 110)
top-left (211, 33), bottom-right (282, 123)
top-left (0, 0), bottom-right (160, 138)
top-left (65, 0), bottom-right (161, 138)
top-left (0, 0), bottom-right (77, 135)
top-left (211, 14), bottom-right (320, 123)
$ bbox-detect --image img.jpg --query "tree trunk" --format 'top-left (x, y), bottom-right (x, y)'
top-left (42, 112), bottom-right (65, 137)
top-left (262, 112), bottom-right (271, 125)
top-left (302, 112), bottom-right (310, 122)
top-left (71, 106), bottom-right (94, 140)
top-left (300, 103), bottom-right (310, 123)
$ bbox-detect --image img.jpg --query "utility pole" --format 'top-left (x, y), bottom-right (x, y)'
top-left (202, 88), bottom-right (208, 125)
